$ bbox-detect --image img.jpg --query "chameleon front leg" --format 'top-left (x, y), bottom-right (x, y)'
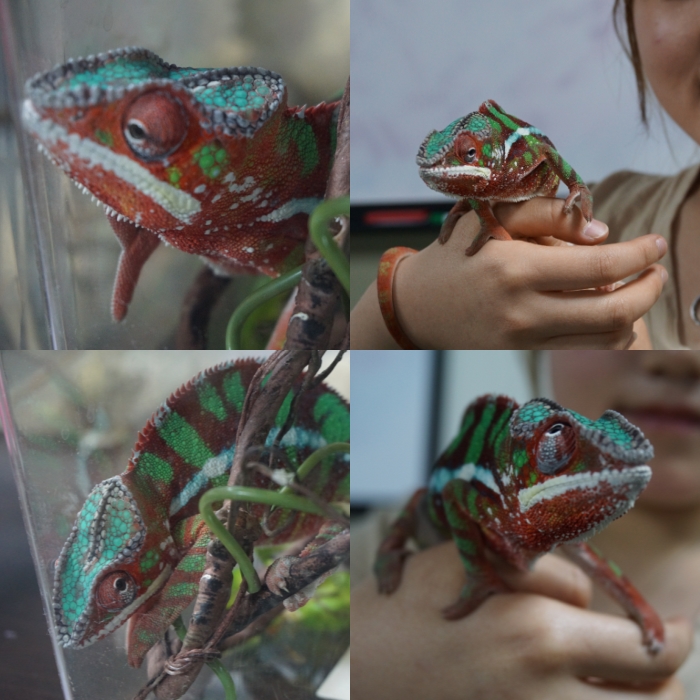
top-left (374, 488), bottom-right (427, 594)
top-left (438, 198), bottom-right (513, 256)
top-left (440, 479), bottom-right (509, 619)
top-left (545, 147), bottom-right (593, 222)
top-left (107, 217), bottom-right (161, 322)
top-left (562, 542), bottom-right (664, 654)
top-left (126, 515), bottom-right (210, 667)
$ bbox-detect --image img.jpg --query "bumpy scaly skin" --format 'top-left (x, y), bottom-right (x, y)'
top-left (417, 100), bottom-right (593, 255)
top-left (23, 48), bottom-right (338, 320)
top-left (375, 394), bottom-right (664, 654)
top-left (53, 359), bottom-right (349, 667)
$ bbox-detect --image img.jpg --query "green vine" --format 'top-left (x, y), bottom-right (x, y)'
top-left (224, 195), bottom-right (349, 349)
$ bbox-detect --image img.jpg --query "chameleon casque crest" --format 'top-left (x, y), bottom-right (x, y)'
top-left (52, 359), bottom-right (349, 668)
top-left (22, 48), bottom-right (338, 321)
top-left (417, 100), bottom-right (593, 255)
top-left (375, 394), bottom-right (664, 654)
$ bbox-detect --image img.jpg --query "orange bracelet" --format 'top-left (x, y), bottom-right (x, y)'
top-left (377, 246), bottom-right (419, 349)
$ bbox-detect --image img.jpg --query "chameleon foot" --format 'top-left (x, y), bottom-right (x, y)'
top-left (563, 186), bottom-right (593, 223)
top-left (465, 223), bottom-right (513, 257)
top-left (374, 549), bottom-right (412, 595)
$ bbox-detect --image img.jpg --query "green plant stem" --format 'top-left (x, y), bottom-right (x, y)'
top-left (173, 617), bottom-right (237, 700)
top-left (225, 266), bottom-right (303, 349)
top-left (309, 196), bottom-right (350, 293)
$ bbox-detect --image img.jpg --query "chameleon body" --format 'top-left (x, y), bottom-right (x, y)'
top-left (416, 100), bottom-right (592, 255)
top-left (22, 48), bottom-right (338, 320)
top-left (375, 394), bottom-right (664, 653)
top-left (53, 359), bottom-right (349, 667)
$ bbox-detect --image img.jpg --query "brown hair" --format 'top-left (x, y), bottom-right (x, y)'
top-left (613, 0), bottom-right (647, 124)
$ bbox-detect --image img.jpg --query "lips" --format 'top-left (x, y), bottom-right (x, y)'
top-left (619, 405), bottom-right (700, 435)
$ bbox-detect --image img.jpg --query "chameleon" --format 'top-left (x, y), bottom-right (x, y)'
top-left (375, 394), bottom-right (664, 654)
top-left (22, 47), bottom-right (339, 321)
top-left (416, 100), bottom-right (593, 256)
top-left (52, 358), bottom-right (349, 668)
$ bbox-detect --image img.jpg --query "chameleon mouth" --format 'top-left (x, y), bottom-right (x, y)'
top-left (419, 165), bottom-right (491, 180)
top-left (518, 465), bottom-right (652, 512)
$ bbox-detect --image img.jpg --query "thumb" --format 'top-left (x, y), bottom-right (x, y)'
top-left (495, 197), bottom-right (608, 246)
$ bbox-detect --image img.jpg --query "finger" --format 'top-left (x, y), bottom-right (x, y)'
top-left (498, 553), bottom-right (593, 609)
top-left (573, 677), bottom-right (684, 700)
top-left (569, 616), bottom-right (692, 684)
top-left (541, 328), bottom-right (635, 350)
top-left (495, 197), bottom-right (609, 245)
top-left (525, 235), bottom-right (667, 291)
top-left (536, 265), bottom-right (666, 336)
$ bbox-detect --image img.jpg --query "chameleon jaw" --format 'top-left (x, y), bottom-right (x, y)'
top-left (419, 165), bottom-right (491, 181)
top-left (518, 465), bottom-right (651, 513)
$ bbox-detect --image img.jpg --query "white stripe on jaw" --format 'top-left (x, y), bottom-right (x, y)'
top-left (22, 99), bottom-right (201, 224)
top-left (502, 126), bottom-right (543, 160)
top-left (517, 466), bottom-right (651, 511)
top-left (430, 463), bottom-right (501, 495)
top-left (420, 165), bottom-right (491, 180)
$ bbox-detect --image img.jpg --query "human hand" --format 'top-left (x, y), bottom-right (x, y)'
top-left (389, 198), bottom-right (667, 349)
top-left (351, 542), bottom-right (691, 700)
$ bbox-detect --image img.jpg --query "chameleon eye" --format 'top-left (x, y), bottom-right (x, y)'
top-left (536, 421), bottom-right (576, 474)
top-left (465, 147), bottom-right (477, 162)
top-left (95, 571), bottom-right (137, 612)
top-left (123, 91), bottom-right (188, 161)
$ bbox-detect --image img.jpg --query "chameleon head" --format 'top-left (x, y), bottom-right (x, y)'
top-left (509, 398), bottom-right (654, 546)
top-left (52, 476), bottom-right (173, 649)
top-left (416, 102), bottom-right (500, 197)
top-left (22, 47), bottom-right (287, 232)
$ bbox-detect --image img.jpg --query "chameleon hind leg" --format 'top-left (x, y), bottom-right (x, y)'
top-left (126, 515), bottom-right (211, 668)
top-left (440, 479), bottom-right (508, 619)
top-left (544, 146), bottom-right (593, 222)
top-left (374, 488), bottom-right (427, 594)
top-left (563, 542), bottom-right (664, 654)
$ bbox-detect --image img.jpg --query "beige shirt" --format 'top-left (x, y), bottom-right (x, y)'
top-left (592, 165), bottom-right (700, 349)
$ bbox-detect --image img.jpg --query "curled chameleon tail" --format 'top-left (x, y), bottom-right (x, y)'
top-left (52, 358), bottom-right (349, 667)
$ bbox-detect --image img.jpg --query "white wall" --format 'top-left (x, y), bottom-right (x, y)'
top-left (351, 0), bottom-right (699, 204)
top-left (351, 350), bottom-right (533, 504)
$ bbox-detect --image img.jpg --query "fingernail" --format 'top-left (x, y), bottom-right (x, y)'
top-left (655, 237), bottom-right (668, 256)
top-left (659, 266), bottom-right (668, 284)
top-left (582, 220), bottom-right (607, 241)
